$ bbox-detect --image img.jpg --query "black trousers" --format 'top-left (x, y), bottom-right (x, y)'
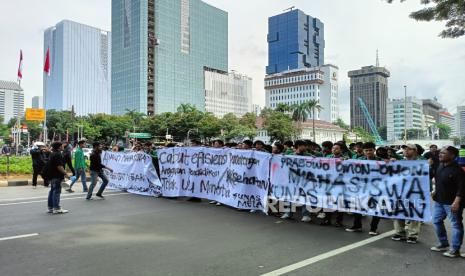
top-left (353, 214), bottom-right (381, 231)
top-left (32, 168), bottom-right (50, 187)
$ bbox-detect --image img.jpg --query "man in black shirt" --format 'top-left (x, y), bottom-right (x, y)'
top-left (30, 142), bottom-right (50, 188)
top-left (430, 146), bottom-right (465, 258)
top-left (87, 142), bottom-right (113, 200)
top-left (46, 142), bottom-right (70, 214)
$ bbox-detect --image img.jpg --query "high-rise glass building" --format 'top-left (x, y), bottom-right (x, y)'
top-left (43, 20), bottom-right (111, 116)
top-left (32, 96), bottom-right (44, 109)
top-left (266, 9), bottom-right (324, 75)
top-left (111, 0), bottom-right (228, 115)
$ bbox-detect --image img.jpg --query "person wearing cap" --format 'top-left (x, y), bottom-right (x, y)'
top-left (430, 146), bottom-right (465, 258)
top-left (391, 144), bottom-right (423, 244)
top-left (66, 140), bottom-right (88, 193)
top-left (30, 142), bottom-right (49, 188)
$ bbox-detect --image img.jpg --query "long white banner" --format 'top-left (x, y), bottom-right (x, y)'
top-left (102, 151), bottom-right (162, 196)
top-left (158, 147), bottom-right (271, 210)
top-left (270, 156), bottom-right (431, 222)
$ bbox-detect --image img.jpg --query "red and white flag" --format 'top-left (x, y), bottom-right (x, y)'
top-left (44, 47), bottom-right (51, 75)
top-left (17, 50), bottom-right (23, 81)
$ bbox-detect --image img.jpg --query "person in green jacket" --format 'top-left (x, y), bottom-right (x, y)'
top-left (66, 140), bottom-right (88, 193)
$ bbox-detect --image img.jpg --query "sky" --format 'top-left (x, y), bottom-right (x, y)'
top-left (1, 0), bottom-right (464, 123)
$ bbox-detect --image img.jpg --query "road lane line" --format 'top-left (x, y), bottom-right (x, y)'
top-left (0, 191), bottom-right (125, 202)
top-left (0, 233), bottom-right (39, 242)
top-left (0, 192), bottom-right (130, 206)
top-left (261, 230), bottom-right (396, 276)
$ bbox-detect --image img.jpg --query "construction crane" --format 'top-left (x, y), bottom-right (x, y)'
top-left (283, 6), bottom-right (295, 12)
top-left (357, 97), bottom-right (385, 145)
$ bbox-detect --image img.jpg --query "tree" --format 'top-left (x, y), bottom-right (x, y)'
top-left (275, 103), bottom-right (292, 113)
top-left (291, 103), bottom-right (309, 122)
top-left (353, 127), bottom-right (375, 142)
top-left (378, 126), bottom-right (388, 141)
top-left (45, 110), bottom-right (76, 141)
top-left (406, 128), bottom-right (423, 139)
top-left (436, 123), bottom-right (452, 139)
top-left (198, 113), bottom-right (221, 141)
top-left (334, 118), bottom-right (349, 130)
top-left (387, 0), bottom-right (465, 38)
top-left (263, 110), bottom-right (296, 142)
top-left (0, 116), bottom-right (9, 139)
top-left (305, 100), bottom-right (323, 142)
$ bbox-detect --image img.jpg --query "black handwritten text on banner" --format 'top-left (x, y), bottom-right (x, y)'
top-left (158, 147), bottom-right (271, 210)
top-left (270, 156), bottom-right (431, 222)
top-left (102, 151), bottom-right (162, 196)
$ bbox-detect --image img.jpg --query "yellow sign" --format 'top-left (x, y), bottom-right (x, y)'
top-left (25, 108), bottom-right (45, 121)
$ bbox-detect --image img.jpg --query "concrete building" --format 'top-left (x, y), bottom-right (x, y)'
top-left (0, 81), bottom-right (24, 124)
top-left (266, 9), bottom-right (324, 75)
top-left (265, 64), bottom-right (339, 122)
top-left (32, 96), bottom-right (43, 109)
top-left (387, 96), bottom-right (423, 141)
top-left (43, 20), bottom-right (111, 116)
top-left (422, 98), bottom-right (443, 122)
top-left (423, 114), bottom-right (437, 139)
top-left (204, 67), bottom-right (252, 118)
top-left (111, 0), bottom-right (228, 115)
top-left (456, 106), bottom-right (465, 140)
top-left (439, 111), bottom-right (456, 137)
top-left (253, 104), bottom-right (262, 116)
top-left (348, 66), bottom-right (390, 132)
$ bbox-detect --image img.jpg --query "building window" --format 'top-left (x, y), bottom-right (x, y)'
top-left (180, 0), bottom-right (190, 54)
top-left (123, 0), bottom-right (131, 48)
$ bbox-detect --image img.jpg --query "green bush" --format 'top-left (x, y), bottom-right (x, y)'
top-left (0, 156), bottom-right (33, 175)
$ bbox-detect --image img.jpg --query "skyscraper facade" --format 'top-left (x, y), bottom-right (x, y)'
top-left (204, 68), bottom-right (252, 118)
top-left (387, 96), bottom-right (423, 141)
top-left (43, 20), bottom-right (111, 116)
top-left (111, 0), bottom-right (228, 115)
top-left (348, 66), bottom-right (390, 132)
top-left (32, 96), bottom-right (43, 109)
top-left (0, 81), bottom-right (24, 124)
top-left (266, 9), bottom-right (324, 75)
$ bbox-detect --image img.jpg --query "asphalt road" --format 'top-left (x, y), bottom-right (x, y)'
top-left (0, 185), bottom-right (464, 276)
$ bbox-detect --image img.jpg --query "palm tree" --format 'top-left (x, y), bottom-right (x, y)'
top-left (275, 103), bottom-right (292, 113)
top-left (291, 103), bottom-right (309, 122)
top-left (125, 109), bottom-right (146, 133)
top-left (305, 100), bottom-right (323, 142)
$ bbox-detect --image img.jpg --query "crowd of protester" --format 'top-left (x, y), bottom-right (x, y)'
top-left (24, 137), bottom-right (465, 258)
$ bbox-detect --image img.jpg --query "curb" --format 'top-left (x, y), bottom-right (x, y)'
top-left (7, 180), bottom-right (29, 187)
top-left (0, 181), bottom-right (7, 187)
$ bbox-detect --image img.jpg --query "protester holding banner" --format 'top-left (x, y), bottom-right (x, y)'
top-left (86, 142), bottom-right (113, 200)
top-left (392, 144), bottom-right (423, 244)
top-left (346, 142), bottom-right (382, 235)
top-left (430, 146), bottom-right (465, 258)
top-left (280, 140), bottom-right (312, 221)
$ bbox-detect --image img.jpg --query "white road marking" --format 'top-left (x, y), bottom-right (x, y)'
top-left (0, 191), bottom-right (124, 202)
top-left (261, 230), bottom-right (396, 276)
top-left (0, 192), bottom-right (130, 206)
top-left (0, 233), bottom-right (39, 242)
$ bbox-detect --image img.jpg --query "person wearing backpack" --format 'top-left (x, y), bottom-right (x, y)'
top-left (45, 141), bottom-right (70, 214)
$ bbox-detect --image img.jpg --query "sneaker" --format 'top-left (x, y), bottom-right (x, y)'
top-left (430, 245), bottom-right (449, 252)
top-left (345, 226), bottom-right (362, 232)
top-left (301, 216), bottom-right (312, 223)
top-left (391, 234), bottom-right (406, 241)
top-left (96, 194), bottom-right (104, 199)
top-left (406, 237), bottom-right (418, 244)
top-left (86, 197), bottom-right (92, 200)
top-left (443, 250), bottom-right (460, 258)
top-left (47, 209), bottom-right (53, 214)
top-left (250, 210), bottom-right (256, 213)
top-left (368, 231), bottom-right (379, 236)
top-left (209, 201), bottom-right (217, 204)
top-left (461, 253), bottom-right (465, 258)
top-left (66, 189), bottom-right (74, 193)
top-left (280, 213), bottom-right (292, 219)
top-left (32, 186), bottom-right (37, 189)
top-left (53, 208), bottom-right (69, 214)
top-left (317, 212), bottom-right (326, 219)
top-left (216, 202), bottom-right (222, 206)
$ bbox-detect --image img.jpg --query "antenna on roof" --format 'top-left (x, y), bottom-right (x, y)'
top-left (376, 49), bottom-right (380, 67)
top-left (283, 6), bottom-right (295, 12)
